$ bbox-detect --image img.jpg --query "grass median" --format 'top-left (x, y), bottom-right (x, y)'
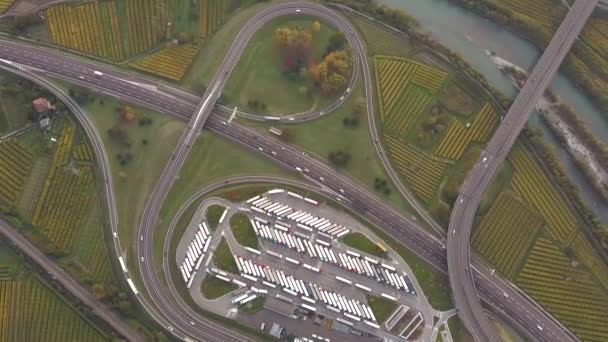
top-left (230, 213), bottom-right (259, 249)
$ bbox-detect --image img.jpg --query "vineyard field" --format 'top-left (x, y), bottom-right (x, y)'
top-left (47, 1), bottom-right (125, 61)
top-left (517, 237), bottom-right (608, 342)
top-left (385, 134), bottom-right (447, 203)
top-left (32, 126), bottom-right (95, 251)
top-left (199, 0), bottom-right (229, 41)
top-left (434, 102), bottom-right (498, 160)
top-left (131, 44), bottom-right (199, 81)
top-left (72, 144), bottom-right (92, 161)
top-left (373, 56), bottom-right (448, 119)
top-left (123, 0), bottom-right (168, 56)
top-left (384, 85), bottom-right (433, 136)
top-left (472, 192), bottom-right (543, 279)
top-left (0, 0), bottom-right (13, 14)
top-left (497, 0), bottom-right (563, 28)
top-left (0, 138), bottom-right (33, 206)
top-left (509, 144), bottom-right (577, 243)
top-left (583, 18), bottom-right (608, 58)
top-left (0, 277), bottom-right (107, 341)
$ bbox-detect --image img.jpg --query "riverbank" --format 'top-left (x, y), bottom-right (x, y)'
top-left (446, 0), bottom-right (608, 116)
top-left (487, 51), bottom-right (608, 203)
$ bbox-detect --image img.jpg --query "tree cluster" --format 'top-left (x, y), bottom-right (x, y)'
top-left (374, 177), bottom-right (391, 195)
top-left (328, 150), bottom-right (351, 167)
top-left (309, 49), bottom-right (354, 94)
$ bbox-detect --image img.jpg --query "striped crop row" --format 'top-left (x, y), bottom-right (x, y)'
top-left (472, 192), bottom-right (543, 279)
top-left (199, 0), bottom-right (228, 41)
top-left (384, 134), bottom-right (447, 203)
top-left (517, 237), bottom-right (608, 342)
top-left (72, 144), bottom-right (92, 161)
top-left (0, 279), bottom-right (106, 341)
top-left (0, 138), bottom-right (33, 206)
top-left (0, 0), bottom-right (13, 14)
top-left (434, 102), bottom-right (498, 160)
top-left (32, 126), bottom-right (95, 251)
top-left (583, 18), bottom-right (608, 58)
top-left (509, 143), bottom-right (577, 243)
top-left (46, 1), bottom-right (125, 61)
top-left (131, 43), bottom-right (199, 81)
top-left (498, 0), bottom-right (560, 28)
top-left (383, 85), bottom-right (433, 135)
top-left (411, 64), bottom-right (448, 93)
top-left (124, 0), bottom-right (168, 56)
top-left (570, 234), bottom-right (608, 290)
top-left (373, 56), bottom-right (419, 116)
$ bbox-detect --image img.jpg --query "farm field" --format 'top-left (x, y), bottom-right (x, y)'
top-left (46, 1), bottom-right (125, 61)
top-left (509, 143), bottom-right (578, 243)
top-left (199, 0), bottom-right (230, 42)
top-left (495, 0), bottom-right (565, 29)
top-left (43, 0), bottom-right (238, 65)
top-left (0, 276), bottom-right (108, 341)
top-left (472, 192), bottom-right (543, 279)
top-left (516, 237), bottom-right (608, 342)
top-left (0, 243), bottom-right (108, 341)
top-left (434, 102), bottom-right (498, 160)
top-left (0, 138), bottom-right (33, 206)
top-left (384, 133), bottom-right (447, 203)
top-left (131, 43), bottom-right (199, 81)
top-left (0, 0), bottom-right (13, 14)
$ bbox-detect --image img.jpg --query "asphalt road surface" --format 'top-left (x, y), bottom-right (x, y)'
top-left (0, 1), bottom-right (584, 341)
top-left (447, 0), bottom-right (599, 340)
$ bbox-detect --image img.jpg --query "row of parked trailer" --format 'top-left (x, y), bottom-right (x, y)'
top-left (179, 222), bottom-right (212, 289)
top-left (234, 254), bottom-right (378, 325)
top-left (250, 215), bottom-right (413, 294)
top-left (286, 209), bottom-right (350, 239)
top-left (247, 191), bottom-right (350, 239)
top-left (335, 250), bottom-right (413, 294)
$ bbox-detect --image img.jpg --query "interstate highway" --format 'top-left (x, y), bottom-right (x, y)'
top-left (448, 0), bottom-right (599, 340)
top-left (0, 39), bottom-right (575, 342)
top-left (0, 3), bottom-right (577, 341)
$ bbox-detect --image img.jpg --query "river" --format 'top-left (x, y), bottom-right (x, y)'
top-left (379, 0), bottom-right (608, 222)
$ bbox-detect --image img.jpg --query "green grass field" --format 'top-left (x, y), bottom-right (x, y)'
top-left (230, 213), bottom-right (258, 249)
top-left (242, 81), bottom-right (418, 220)
top-left (222, 16), bottom-right (338, 115)
top-left (200, 274), bottom-right (238, 299)
top-left (341, 232), bottom-right (387, 258)
top-left (183, 0), bottom-right (278, 90)
top-left (213, 237), bottom-right (239, 274)
top-left (366, 294), bottom-right (397, 324)
top-left (205, 204), bottom-right (225, 230)
top-left (83, 95), bottom-right (184, 255)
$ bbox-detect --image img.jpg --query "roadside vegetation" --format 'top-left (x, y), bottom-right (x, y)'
top-left (201, 275), bottom-right (238, 300)
top-left (230, 213), bottom-right (259, 249)
top-left (366, 294), bottom-right (397, 324)
top-left (341, 232), bottom-right (387, 258)
top-left (205, 204), bottom-right (225, 230)
top-left (213, 238), bottom-right (239, 274)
